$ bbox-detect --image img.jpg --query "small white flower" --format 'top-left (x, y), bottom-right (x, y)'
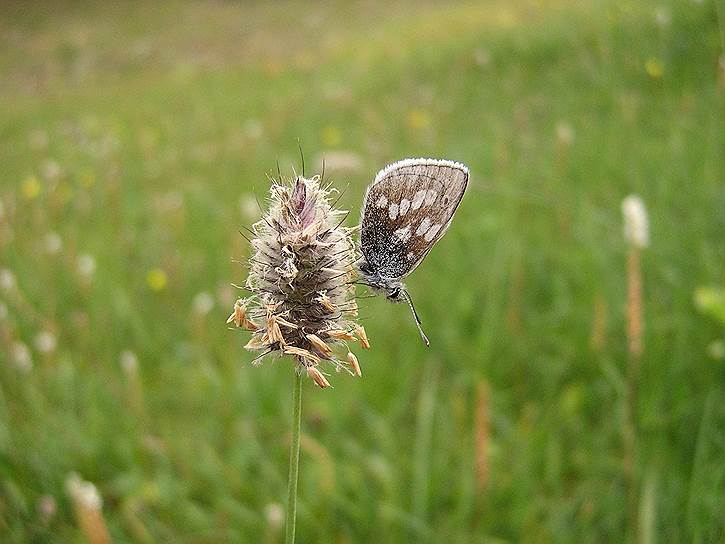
top-left (707, 339), bottom-right (724, 360)
top-left (43, 232), bottom-right (63, 254)
top-left (0, 269), bottom-right (16, 292)
top-left (655, 7), bottom-right (671, 27)
top-left (556, 121), bottom-right (575, 147)
top-left (243, 119), bottom-right (263, 140)
top-left (34, 331), bottom-right (57, 354)
top-left (41, 160), bottom-right (61, 181)
top-left (119, 350), bottom-right (138, 373)
top-left (192, 291), bottom-right (215, 315)
top-left (12, 342), bottom-right (33, 372)
top-left (622, 194), bottom-right (649, 249)
top-left (77, 254), bottom-right (97, 279)
top-left (474, 48), bottom-right (492, 67)
top-left (37, 495), bottom-right (57, 522)
top-left (264, 502), bottom-right (284, 530)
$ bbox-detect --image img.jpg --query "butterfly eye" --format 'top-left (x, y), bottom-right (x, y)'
top-left (386, 287), bottom-right (401, 301)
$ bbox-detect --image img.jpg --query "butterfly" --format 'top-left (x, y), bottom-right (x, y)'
top-left (357, 158), bottom-right (469, 345)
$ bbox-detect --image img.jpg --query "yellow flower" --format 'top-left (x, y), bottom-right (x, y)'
top-left (694, 286), bottom-right (725, 324)
top-left (407, 109), bottom-right (431, 130)
top-left (79, 171), bottom-right (96, 188)
top-left (21, 175), bottom-right (41, 200)
top-left (146, 268), bottom-right (167, 291)
top-left (321, 125), bottom-right (342, 147)
top-left (645, 58), bottom-right (664, 79)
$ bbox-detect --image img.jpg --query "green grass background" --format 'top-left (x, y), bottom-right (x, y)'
top-left (0, 0), bottom-right (723, 542)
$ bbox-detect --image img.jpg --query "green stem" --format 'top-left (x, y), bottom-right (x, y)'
top-left (285, 370), bottom-right (303, 544)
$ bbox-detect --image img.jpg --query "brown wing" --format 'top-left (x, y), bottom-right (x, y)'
top-left (360, 158), bottom-right (469, 279)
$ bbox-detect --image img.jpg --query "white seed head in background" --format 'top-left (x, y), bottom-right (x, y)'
top-left (264, 502), bottom-right (285, 531)
top-left (707, 340), bottom-right (724, 360)
top-left (12, 342), bottom-right (33, 372)
top-left (622, 194), bottom-right (649, 249)
top-left (119, 350), bottom-right (139, 374)
top-left (37, 495), bottom-right (57, 523)
top-left (41, 160), bottom-right (62, 181)
top-left (77, 254), bottom-right (97, 279)
top-left (655, 7), bottom-right (671, 27)
top-left (34, 331), bottom-right (57, 354)
top-left (0, 269), bottom-right (16, 292)
top-left (556, 121), bottom-right (575, 147)
top-left (192, 291), bottom-right (215, 315)
top-left (474, 48), bottom-right (492, 68)
top-left (65, 473), bottom-right (103, 510)
top-left (43, 232), bottom-right (63, 255)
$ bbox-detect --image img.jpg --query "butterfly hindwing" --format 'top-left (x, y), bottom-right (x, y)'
top-left (360, 158), bottom-right (468, 279)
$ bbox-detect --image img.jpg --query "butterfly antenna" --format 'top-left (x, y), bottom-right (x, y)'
top-left (400, 289), bottom-right (430, 346)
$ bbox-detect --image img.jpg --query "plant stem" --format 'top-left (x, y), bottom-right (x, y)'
top-left (285, 370), bottom-right (303, 544)
top-left (624, 246), bottom-right (642, 539)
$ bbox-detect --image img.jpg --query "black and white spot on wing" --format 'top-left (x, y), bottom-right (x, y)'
top-left (360, 158), bottom-right (469, 279)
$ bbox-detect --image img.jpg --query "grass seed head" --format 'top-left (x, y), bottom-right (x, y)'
top-left (65, 474), bottom-right (111, 544)
top-left (622, 194), bottom-right (649, 249)
top-left (232, 173), bottom-right (367, 387)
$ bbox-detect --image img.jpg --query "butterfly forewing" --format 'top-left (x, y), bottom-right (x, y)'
top-left (360, 158), bottom-right (468, 279)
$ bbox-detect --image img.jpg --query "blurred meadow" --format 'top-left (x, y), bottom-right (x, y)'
top-left (1, 0), bottom-right (724, 542)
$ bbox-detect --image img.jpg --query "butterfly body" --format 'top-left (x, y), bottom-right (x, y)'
top-left (357, 158), bottom-right (469, 345)
top-left (356, 260), bottom-right (405, 301)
